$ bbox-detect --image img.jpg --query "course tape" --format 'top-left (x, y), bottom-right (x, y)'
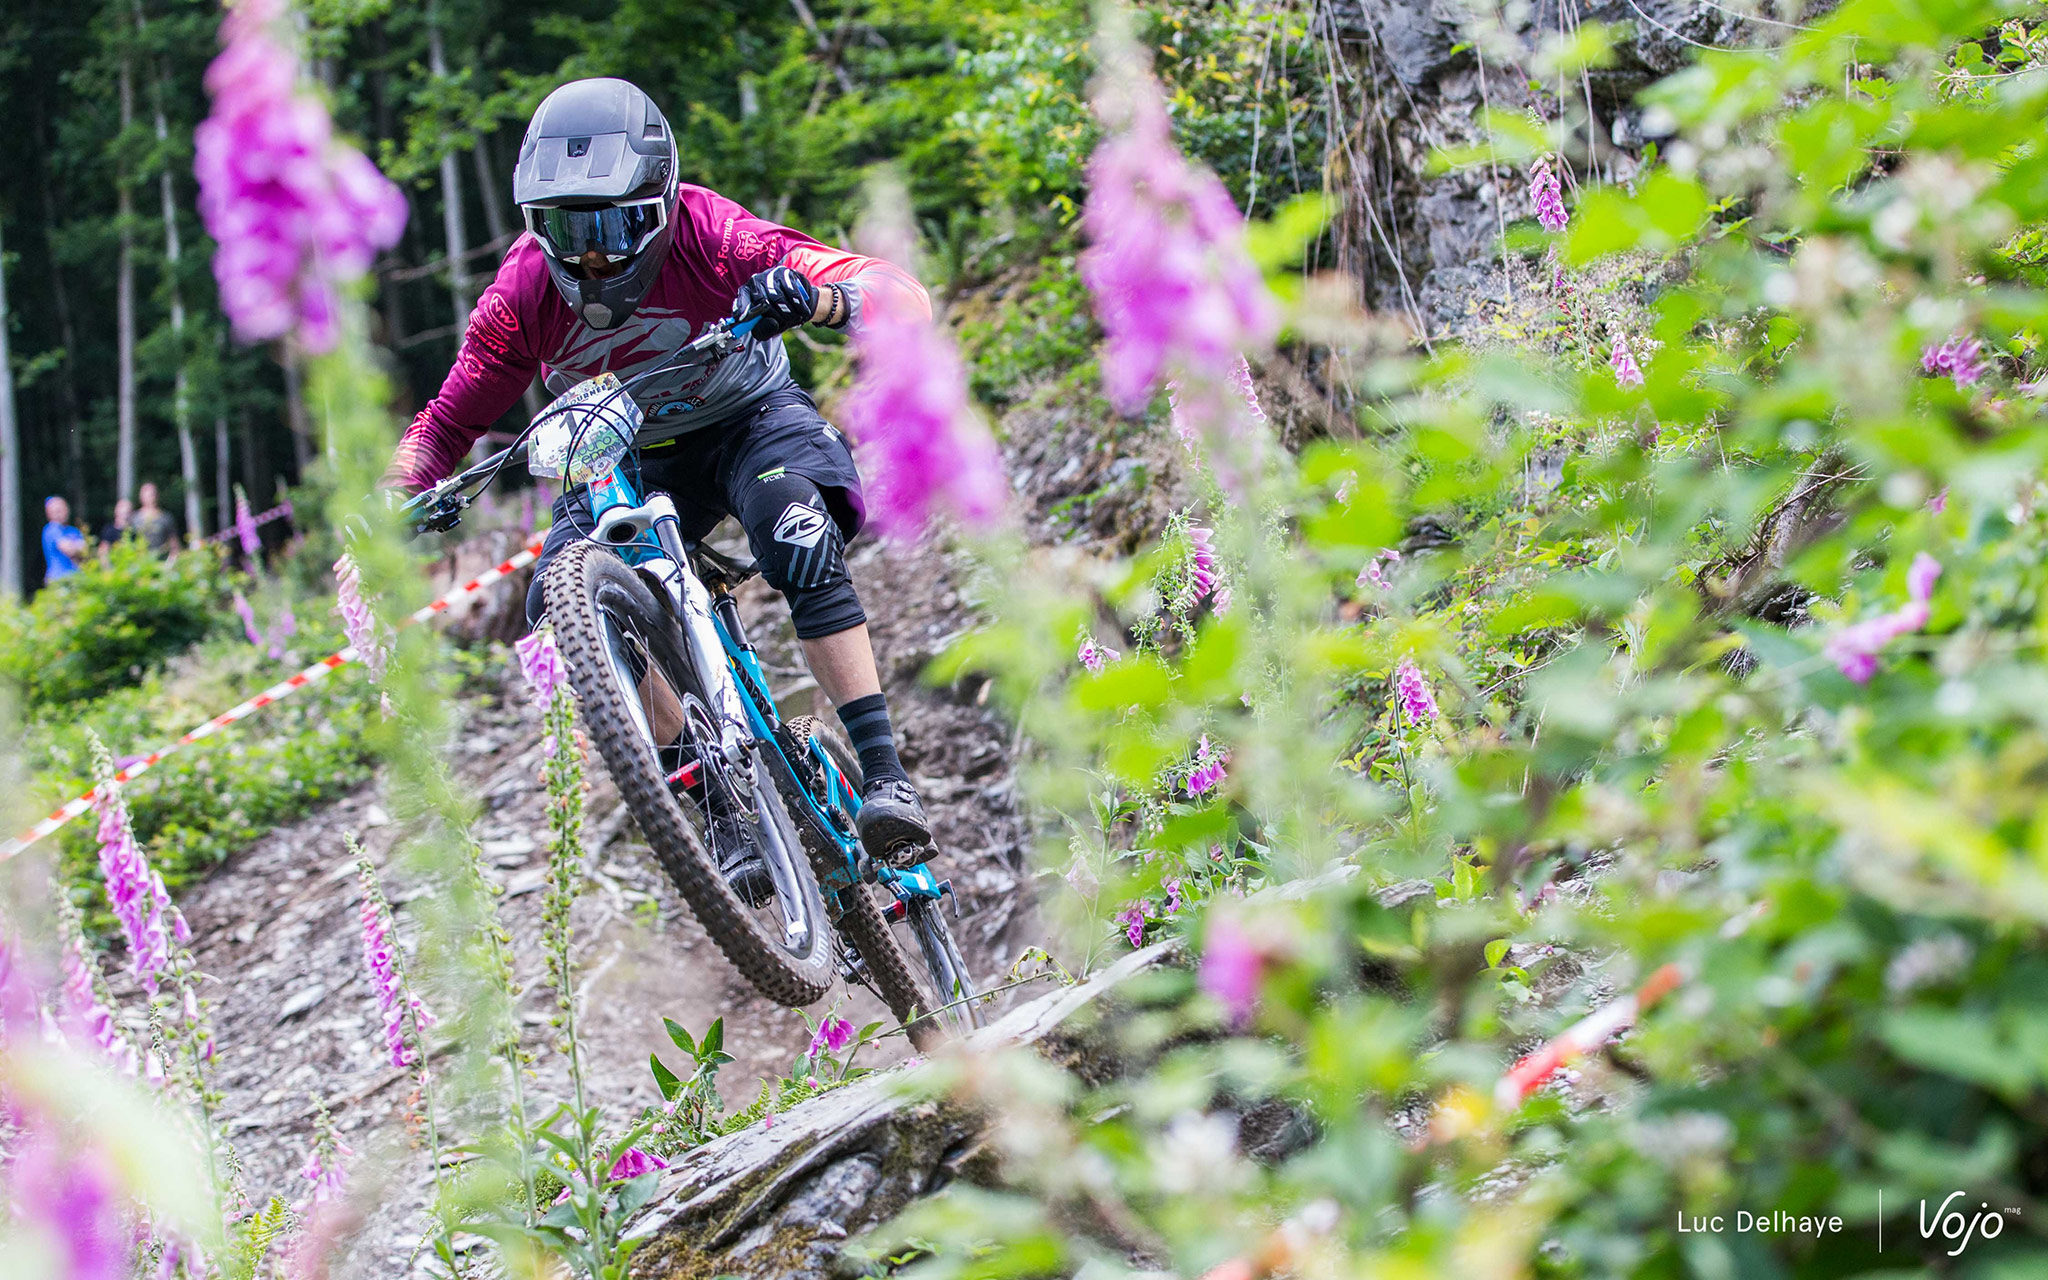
top-left (1493, 961), bottom-right (1688, 1109)
top-left (201, 502), bottom-right (295, 545)
top-left (0, 536), bottom-right (544, 862)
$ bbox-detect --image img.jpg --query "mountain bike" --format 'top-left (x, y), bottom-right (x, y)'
top-left (403, 315), bottom-right (981, 1047)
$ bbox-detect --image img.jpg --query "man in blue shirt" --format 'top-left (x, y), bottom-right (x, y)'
top-left (41, 496), bottom-right (86, 582)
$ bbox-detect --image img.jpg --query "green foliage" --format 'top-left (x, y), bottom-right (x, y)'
top-left (0, 539), bottom-right (225, 707)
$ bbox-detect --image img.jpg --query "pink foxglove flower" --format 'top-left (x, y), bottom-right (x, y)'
top-left (356, 874), bottom-right (432, 1068)
top-left (233, 591), bottom-right (263, 647)
top-left (235, 488), bottom-right (261, 565)
top-left (1113, 903), bottom-right (1147, 947)
top-left (1178, 525), bottom-right (1221, 611)
top-left (842, 186), bottom-right (1006, 537)
top-left (1077, 634), bottom-right (1119, 673)
top-left (1186, 734), bottom-right (1228, 797)
top-left (1081, 29), bottom-right (1275, 443)
top-left (608, 1148), bottom-right (668, 1182)
top-left (1, 1114), bottom-right (131, 1280)
top-left (1358, 547), bottom-right (1403, 593)
top-left (515, 628), bottom-right (568, 705)
top-left (333, 553), bottom-right (390, 682)
top-left (1610, 333), bottom-right (1645, 388)
top-left (1824, 554), bottom-right (1942, 683)
top-left (269, 599), bottom-right (297, 661)
top-left (1393, 658), bottom-right (1439, 725)
top-left (807, 1014), bottom-right (855, 1058)
top-left (1530, 156), bottom-right (1568, 233)
top-left (194, 0), bottom-right (405, 351)
top-left (1199, 915), bottom-right (1266, 1029)
top-left (1921, 335), bottom-right (1988, 389)
top-left (1163, 877), bottom-right (1183, 917)
top-left (59, 936), bottom-right (137, 1076)
top-left (91, 775), bottom-right (183, 996)
top-left (1927, 487), bottom-right (1948, 515)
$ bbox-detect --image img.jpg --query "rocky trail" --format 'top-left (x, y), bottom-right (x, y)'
top-left (137, 520), bottom-right (1044, 1273)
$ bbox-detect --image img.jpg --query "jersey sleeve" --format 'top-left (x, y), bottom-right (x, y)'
top-left (383, 242), bottom-right (553, 493)
top-left (683, 186), bottom-right (933, 330)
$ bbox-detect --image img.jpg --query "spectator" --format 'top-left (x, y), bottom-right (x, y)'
top-left (132, 482), bottom-right (180, 556)
top-left (97, 497), bottom-right (135, 551)
top-left (41, 496), bottom-right (86, 582)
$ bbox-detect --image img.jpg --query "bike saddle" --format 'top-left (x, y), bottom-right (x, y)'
top-left (688, 541), bottom-right (760, 588)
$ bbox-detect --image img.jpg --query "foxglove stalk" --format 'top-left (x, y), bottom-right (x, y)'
top-left (2, 1114), bottom-right (131, 1280)
top-left (1083, 23), bottom-right (1275, 488)
top-left (1178, 525), bottom-right (1220, 612)
top-left (1825, 553), bottom-right (1942, 683)
top-left (1611, 333), bottom-right (1645, 388)
top-left (842, 183), bottom-right (1007, 537)
top-left (1922, 335), bottom-right (1988, 388)
top-left (333, 553), bottom-right (390, 681)
top-left (194, 0), bottom-right (406, 351)
top-left (515, 627), bottom-right (569, 706)
top-left (1393, 659), bottom-right (1439, 725)
top-left (235, 488), bottom-right (261, 564)
top-left (356, 862), bottom-right (433, 1068)
top-left (1530, 156), bottom-right (1568, 233)
top-left (269, 599), bottom-right (297, 660)
top-left (1186, 733), bottom-right (1227, 797)
top-left (59, 933), bottom-right (137, 1076)
top-left (1077, 634), bottom-right (1118, 673)
top-left (1358, 548), bottom-right (1402, 593)
top-left (233, 591), bottom-right (263, 647)
top-left (90, 751), bottom-right (185, 996)
top-left (1113, 903), bottom-right (1147, 948)
top-left (1199, 915), bottom-right (1265, 1029)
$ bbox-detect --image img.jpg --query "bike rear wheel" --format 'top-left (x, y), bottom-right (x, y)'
top-left (542, 541), bottom-right (832, 1007)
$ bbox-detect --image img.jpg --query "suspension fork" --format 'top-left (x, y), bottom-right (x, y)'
top-left (643, 506), bottom-right (753, 770)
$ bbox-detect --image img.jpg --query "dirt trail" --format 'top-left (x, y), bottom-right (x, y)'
top-left (151, 524), bottom-right (1038, 1272)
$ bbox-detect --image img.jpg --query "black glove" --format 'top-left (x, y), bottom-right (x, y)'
top-left (731, 265), bottom-right (817, 339)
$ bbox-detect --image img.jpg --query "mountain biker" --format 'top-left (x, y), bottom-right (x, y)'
top-left (381, 78), bottom-right (931, 892)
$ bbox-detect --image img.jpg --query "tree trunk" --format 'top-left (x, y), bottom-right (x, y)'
top-left (116, 55), bottom-right (139, 505)
top-left (147, 54), bottom-right (204, 538)
top-left (471, 136), bottom-right (509, 244)
top-left (215, 411), bottom-right (232, 541)
top-left (281, 344), bottom-right (312, 475)
top-left (35, 107), bottom-right (86, 514)
top-left (428, 19), bottom-right (471, 333)
top-left (0, 220), bottom-right (23, 596)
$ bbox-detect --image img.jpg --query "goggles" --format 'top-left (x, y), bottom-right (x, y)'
top-left (523, 197), bottom-right (669, 264)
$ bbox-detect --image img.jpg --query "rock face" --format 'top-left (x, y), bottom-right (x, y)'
top-left (624, 942), bottom-right (1178, 1279)
top-left (1313, 0), bottom-right (1752, 334)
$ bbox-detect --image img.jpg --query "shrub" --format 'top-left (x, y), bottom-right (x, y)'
top-left (0, 539), bottom-right (226, 707)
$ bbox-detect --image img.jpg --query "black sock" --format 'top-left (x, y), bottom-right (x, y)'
top-left (837, 693), bottom-right (907, 788)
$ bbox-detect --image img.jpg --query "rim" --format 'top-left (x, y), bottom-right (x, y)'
top-left (908, 899), bottom-right (979, 1035)
top-left (595, 601), bottom-right (818, 957)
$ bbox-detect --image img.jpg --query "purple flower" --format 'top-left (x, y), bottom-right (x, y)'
top-left (515, 628), bottom-right (569, 705)
top-left (607, 1147), bottom-right (668, 1182)
top-left (356, 878), bottom-right (431, 1068)
top-left (519, 487), bottom-right (538, 538)
top-left (1393, 658), bottom-right (1439, 725)
top-left (1081, 31), bottom-right (1276, 435)
top-left (235, 488), bottom-right (261, 565)
top-left (807, 1014), bottom-right (855, 1058)
top-left (91, 777), bottom-right (182, 997)
top-left (233, 591), bottom-right (263, 647)
top-left (1163, 878), bottom-right (1183, 917)
top-left (1825, 554), bottom-right (1942, 683)
top-left (842, 187), bottom-right (1007, 538)
top-left (1610, 333), bottom-right (1645, 388)
top-left (1530, 156), bottom-right (1568, 233)
top-left (59, 936), bottom-right (137, 1076)
top-left (1927, 487), bottom-right (1948, 515)
top-left (1198, 915), bottom-right (1265, 1029)
top-left (269, 599), bottom-right (297, 661)
top-left (1077, 634), bottom-right (1119, 673)
top-left (333, 553), bottom-right (389, 682)
top-left (1357, 547), bottom-right (1403, 593)
top-left (1113, 903), bottom-right (1147, 947)
top-left (193, 0), bottom-right (405, 352)
top-left (299, 1141), bottom-right (351, 1209)
top-left (1922, 335), bottom-right (1988, 388)
top-left (1, 1116), bottom-right (131, 1280)
top-left (1186, 733), bottom-right (1228, 797)
top-left (1179, 525), bottom-right (1221, 611)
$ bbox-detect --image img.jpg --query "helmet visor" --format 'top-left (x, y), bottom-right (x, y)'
top-left (524, 198), bottom-right (668, 264)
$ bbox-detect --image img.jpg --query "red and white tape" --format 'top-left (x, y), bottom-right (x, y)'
top-left (0, 536), bottom-right (544, 862)
top-left (1494, 962), bottom-right (1688, 1110)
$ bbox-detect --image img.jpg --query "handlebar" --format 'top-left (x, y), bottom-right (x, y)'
top-left (397, 306), bottom-right (767, 539)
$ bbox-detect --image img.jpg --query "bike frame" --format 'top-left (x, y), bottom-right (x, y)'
top-left (581, 460), bottom-right (952, 915)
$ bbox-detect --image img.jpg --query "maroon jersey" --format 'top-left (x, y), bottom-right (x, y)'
top-left (386, 184), bottom-right (928, 492)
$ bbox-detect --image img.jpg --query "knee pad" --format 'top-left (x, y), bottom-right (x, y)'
top-left (743, 473), bottom-right (867, 640)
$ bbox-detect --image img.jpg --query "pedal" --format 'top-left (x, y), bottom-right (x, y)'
top-left (882, 839), bottom-right (938, 871)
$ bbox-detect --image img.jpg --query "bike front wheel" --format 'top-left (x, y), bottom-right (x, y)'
top-left (542, 541), bottom-right (833, 1008)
